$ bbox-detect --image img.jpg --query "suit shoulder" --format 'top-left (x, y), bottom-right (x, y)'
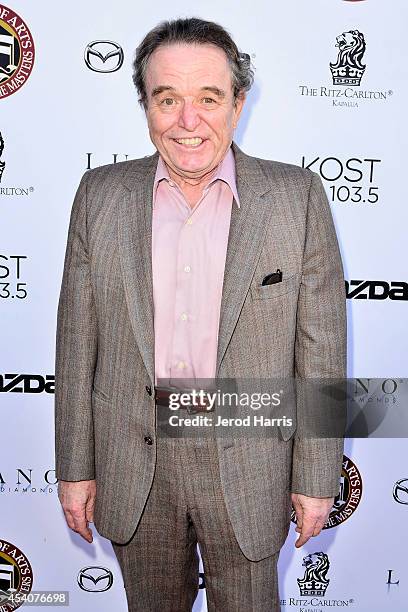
top-left (87, 155), bottom-right (153, 176)
top-left (254, 155), bottom-right (314, 191)
top-left (83, 154), bottom-right (157, 190)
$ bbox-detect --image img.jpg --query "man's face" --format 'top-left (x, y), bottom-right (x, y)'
top-left (144, 43), bottom-right (245, 179)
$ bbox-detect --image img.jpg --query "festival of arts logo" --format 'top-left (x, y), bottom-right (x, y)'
top-left (0, 539), bottom-right (33, 610)
top-left (0, 5), bottom-right (35, 99)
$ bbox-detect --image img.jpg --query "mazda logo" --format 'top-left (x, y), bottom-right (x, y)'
top-left (84, 41), bottom-right (124, 73)
top-left (77, 566), bottom-right (113, 592)
top-left (393, 478), bottom-right (408, 505)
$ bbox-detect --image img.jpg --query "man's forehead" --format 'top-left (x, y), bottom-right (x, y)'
top-left (145, 46), bottom-right (233, 99)
top-left (150, 42), bottom-right (228, 60)
top-left (146, 43), bottom-right (230, 80)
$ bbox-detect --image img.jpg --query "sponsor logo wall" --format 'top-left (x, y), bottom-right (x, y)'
top-left (1, 1), bottom-right (406, 611)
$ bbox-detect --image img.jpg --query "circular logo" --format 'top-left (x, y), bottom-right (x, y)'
top-left (0, 539), bottom-right (33, 610)
top-left (393, 478), bottom-right (408, 505)
top-left (0, 5), bottom-right (35, 99)
top-left (291, 454), bottom-right (363, 529)
top-left (77, 566), bottom-right (113, 592)
top-left (84, 41), bottom-right (124, 73)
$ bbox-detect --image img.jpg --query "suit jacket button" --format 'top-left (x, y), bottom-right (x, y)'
top-left (144, 435), bottom-right (153, 445)
top-left (145, 385), bottom-right (152, 396)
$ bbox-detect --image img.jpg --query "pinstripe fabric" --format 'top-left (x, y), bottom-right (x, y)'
top-left (111, 433), bottom-right (280, 611)
top-left (54, 141), bottom-right (346, 560)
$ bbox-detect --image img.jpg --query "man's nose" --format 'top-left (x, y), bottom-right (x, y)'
top-left (177, 101), bottom-right (201, 131)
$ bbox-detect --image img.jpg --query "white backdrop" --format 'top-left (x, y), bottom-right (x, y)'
top-left (1, 1), bottom-right (407, 610)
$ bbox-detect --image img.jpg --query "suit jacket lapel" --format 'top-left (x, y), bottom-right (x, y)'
top-left (216, 142), bottom-right (274, 375)
top-left (118, 142), bottom-right (275, 385)
top-left (118, 152), bottom-right (158, 387)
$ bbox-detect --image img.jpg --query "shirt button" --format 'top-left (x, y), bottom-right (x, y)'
top-left (180, 313), bottom-right (188, 321)
top-left (186, 219), bottom-right (193, 225)
top-left (184, 265), bottom-right (191, 273)
top-left (177, 361), bottom-right (186, 369)
top-left (144, 435), bottom-right (153, 445)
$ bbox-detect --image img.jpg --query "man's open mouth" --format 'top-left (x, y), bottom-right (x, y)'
top-left (173, 137), bottom-right (206, 148)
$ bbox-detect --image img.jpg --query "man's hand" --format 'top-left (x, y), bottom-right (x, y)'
top-left (291, 493), bottom-right (334, 548)
top-left (58, 480), bottom-right (96, 543)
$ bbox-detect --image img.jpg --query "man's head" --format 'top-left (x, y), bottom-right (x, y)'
top-left (132, 18), bottom-right (254, 181)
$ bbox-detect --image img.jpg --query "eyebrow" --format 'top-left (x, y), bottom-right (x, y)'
top-left (151, 85), bottom-right (226, 99)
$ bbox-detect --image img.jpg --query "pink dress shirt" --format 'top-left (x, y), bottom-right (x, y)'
top-left (152, 145), bottom-right (240, 388)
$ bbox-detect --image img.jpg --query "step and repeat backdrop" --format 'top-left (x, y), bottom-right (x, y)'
top-left (1, 0), bottom-right (407, 610)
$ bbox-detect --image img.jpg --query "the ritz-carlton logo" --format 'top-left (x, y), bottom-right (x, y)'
top-left (298, 28), bottom-right (393, 108)
top-left (330, 30), bottom-right (366, 86)
top-left (280, 551), bottom-right (357, 608)
top-left (297, 553), bottom-right (330, 597)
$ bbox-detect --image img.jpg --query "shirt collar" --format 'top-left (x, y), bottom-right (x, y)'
top-left (152, 145), bottom-right (240, 208)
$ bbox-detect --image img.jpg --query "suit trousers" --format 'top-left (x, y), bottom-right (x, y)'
top-left (111, 417), bottom-right (280, 612)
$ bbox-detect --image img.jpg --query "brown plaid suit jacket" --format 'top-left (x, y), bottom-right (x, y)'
top-left (54, 141), bottom-right (346, 560)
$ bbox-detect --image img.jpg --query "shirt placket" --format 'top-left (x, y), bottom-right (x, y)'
top-left (169, 190), bottom-right (207, 386)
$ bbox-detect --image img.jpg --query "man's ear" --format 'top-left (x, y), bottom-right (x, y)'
top-left (233, 92), bottom-right (246, 128)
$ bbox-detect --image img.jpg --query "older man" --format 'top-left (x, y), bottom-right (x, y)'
top-left (55, 17), bottom-right (346, 612)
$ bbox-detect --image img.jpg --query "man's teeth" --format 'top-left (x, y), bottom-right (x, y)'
top-left (175, 137), bottom-right (203, 146)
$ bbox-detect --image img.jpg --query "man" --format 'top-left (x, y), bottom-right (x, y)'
top-left (55, 17), bottom-right (346, 612)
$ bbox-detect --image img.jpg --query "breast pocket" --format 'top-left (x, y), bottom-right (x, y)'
top-left (250, 273), bottom-right (301, 300)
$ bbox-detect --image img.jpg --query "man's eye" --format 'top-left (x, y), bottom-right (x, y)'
top-left (202, 97), bottom-right (215, 104)
top-left (161, 98), bottom-right (175, 106)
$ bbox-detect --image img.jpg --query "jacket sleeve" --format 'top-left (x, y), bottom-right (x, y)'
top-left (291, 171), bottom-right (347, 498)
top-left (54, 170), bottom-right (98, 481)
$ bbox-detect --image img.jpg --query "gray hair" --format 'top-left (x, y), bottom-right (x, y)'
top-left (132, 17), bottom-right (255, 110)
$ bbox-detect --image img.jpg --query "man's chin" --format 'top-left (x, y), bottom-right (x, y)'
top-left (174, 166), bottom-right (214, 179)
top-left (166, 157), bottom-right (216, 178)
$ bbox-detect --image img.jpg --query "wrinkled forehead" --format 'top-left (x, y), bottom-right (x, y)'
top-left (145, 42), bottom-right (233, 94)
